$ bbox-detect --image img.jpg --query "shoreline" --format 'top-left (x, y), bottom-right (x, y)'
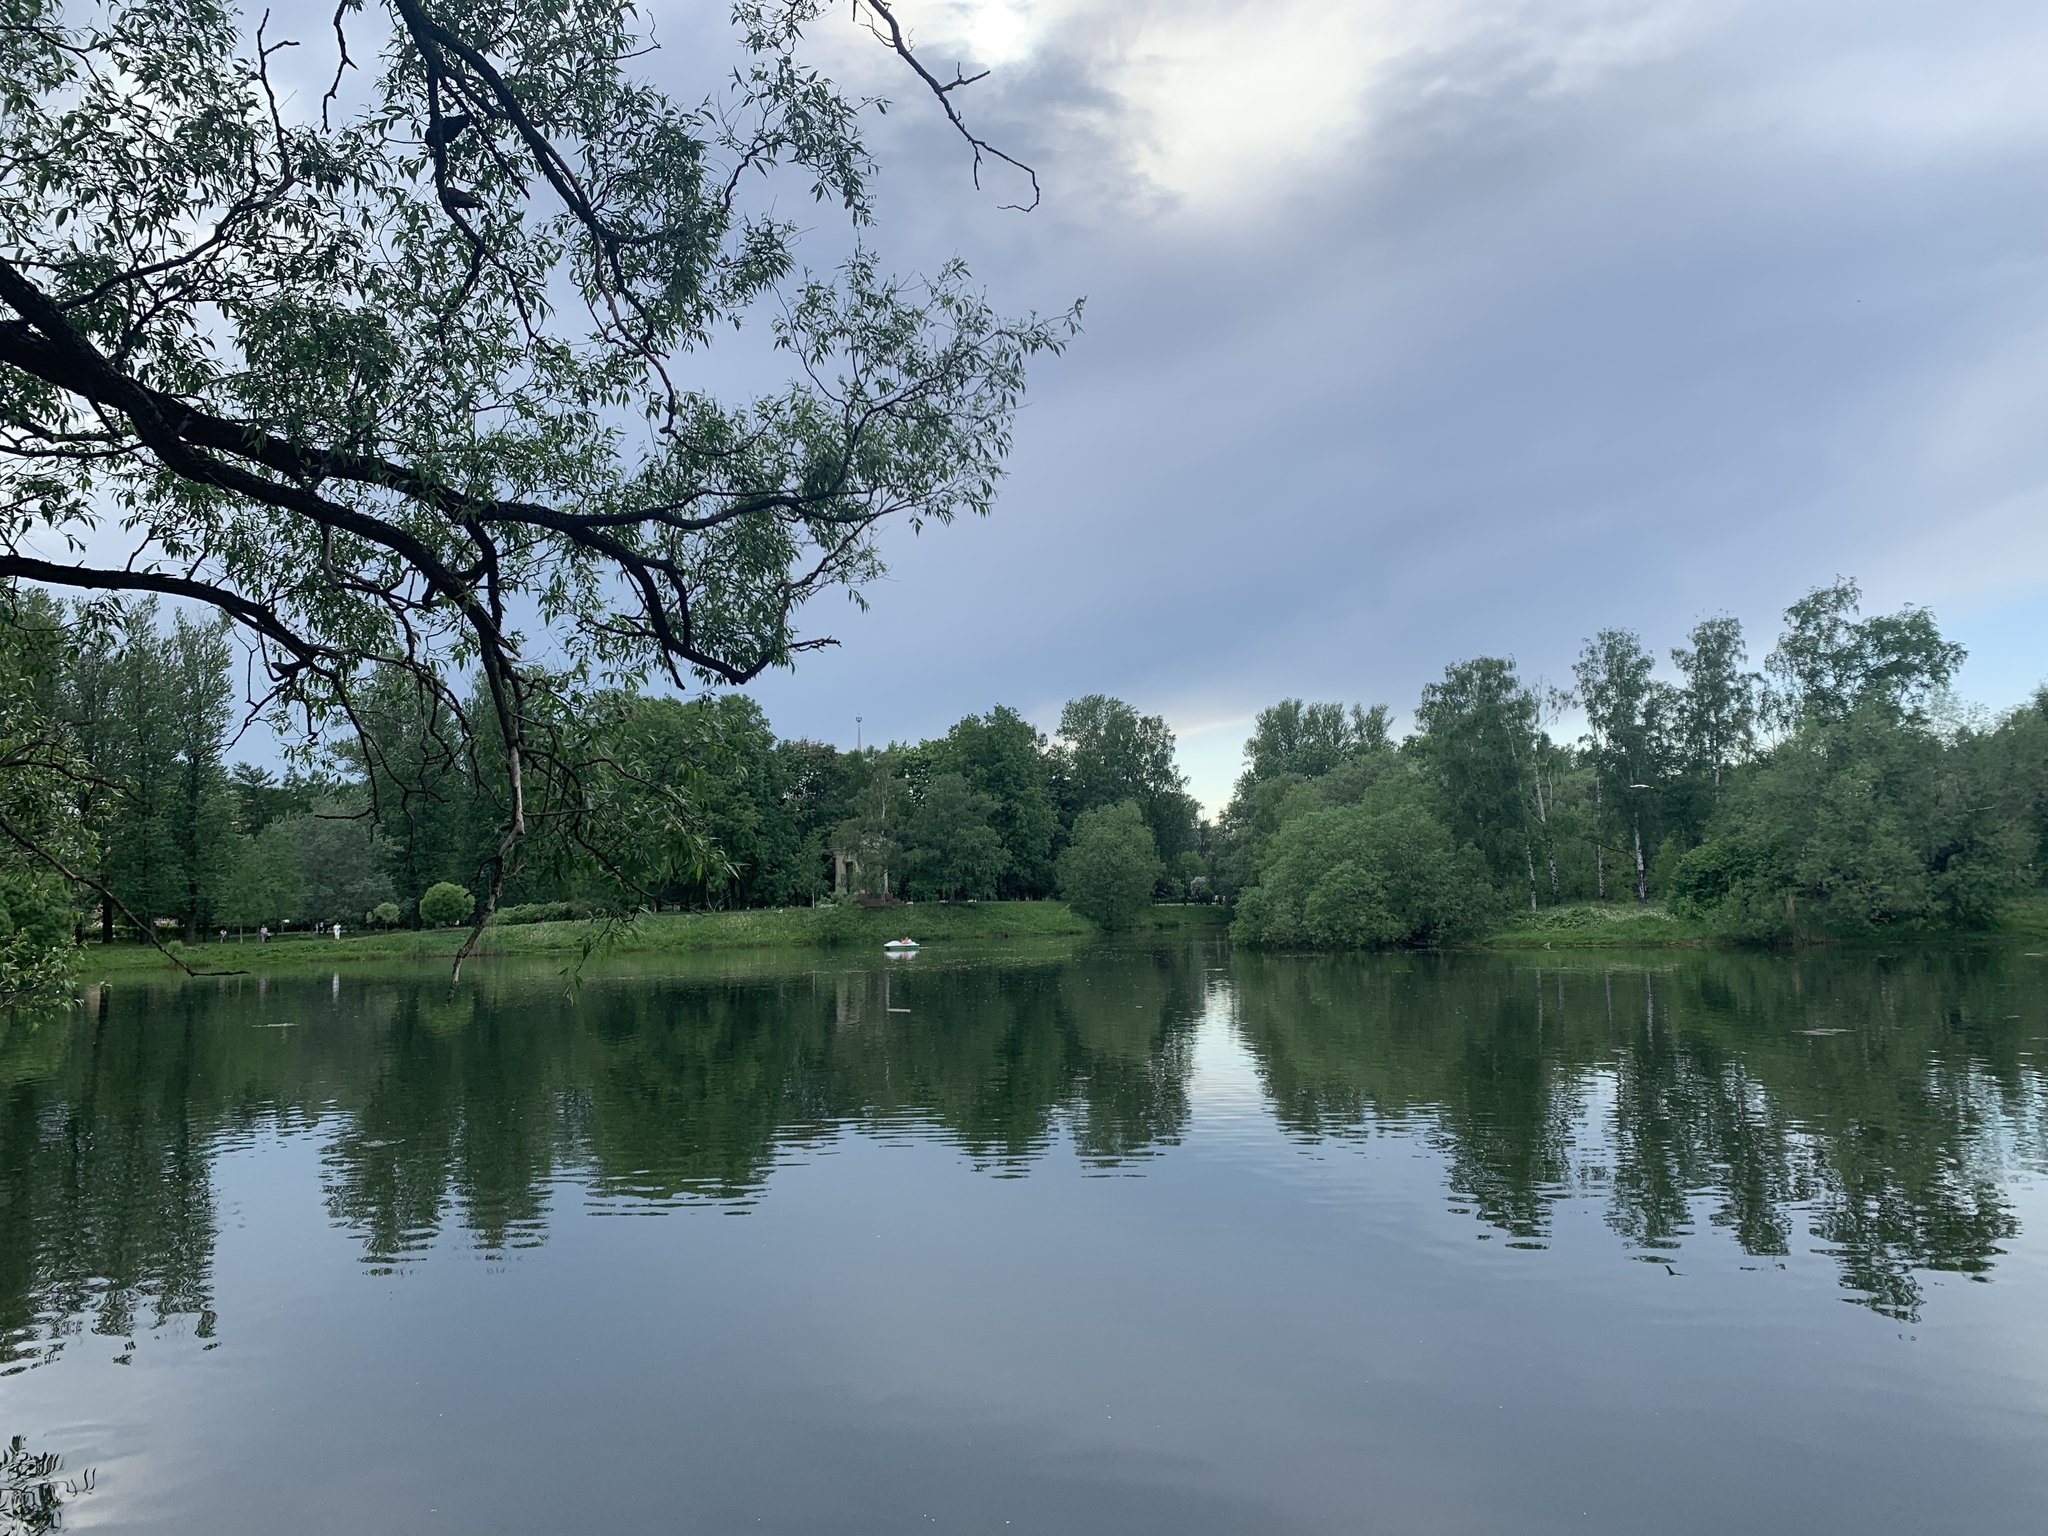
top-left (1476, 890), bottom-right (2048, 952)
top-left (60, 890), bottom-right (2047, 981)
top-left (75, 901), bottom-right (1231, 977)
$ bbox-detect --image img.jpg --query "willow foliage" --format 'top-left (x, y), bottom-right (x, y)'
top-left (0, 0), bottom-right (1072, 951)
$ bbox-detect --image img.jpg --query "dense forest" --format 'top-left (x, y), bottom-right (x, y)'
top-left (2, 574), bottom-right (2045, 997)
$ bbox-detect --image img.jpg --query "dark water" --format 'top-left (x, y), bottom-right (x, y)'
top-left (4, 940), bottom-right (2048, 1533)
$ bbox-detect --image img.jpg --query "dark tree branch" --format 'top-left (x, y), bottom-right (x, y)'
top-left (322, 1), bottom-right (358, 130)
top-left (0, 554), bottom-right (328, 669)
top-left (857, 0), bottom-right (1041, 212)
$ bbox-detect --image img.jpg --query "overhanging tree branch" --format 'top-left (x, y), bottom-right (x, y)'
top-left (0, 0), bottom-right (1073, 983)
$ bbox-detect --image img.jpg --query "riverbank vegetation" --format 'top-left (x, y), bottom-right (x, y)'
top-left (79, 901), bottom-right (1228, 977)
top-left (3, 573), bottom-right (2046, 1000)
top-left (0, 587), bottom-right (1207, 958)
top-left (1220, 579), bottom-right (2046, 950)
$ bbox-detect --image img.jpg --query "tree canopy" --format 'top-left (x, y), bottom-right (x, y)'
top-left (1054, 695), bottom-right (1198, 862)
top-left (0, 0), bottom-right (1071, 950)
top-left (1057, 801), bottom-right (1161, 932)
top-left (1765, 579), bottom-right (1965, 725)
top-left (1236, 699), bottom-right (1390, 796)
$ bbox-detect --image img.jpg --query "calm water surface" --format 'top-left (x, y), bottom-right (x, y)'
top-left (4, 940), bottom-right (2048, 1533)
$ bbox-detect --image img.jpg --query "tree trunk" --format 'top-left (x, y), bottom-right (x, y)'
top-left (101, 895), bottom-right (114, 945)
top-left (1530, 764), bottom-right (1560, 906)
top-left (1594, 778), bottom-right (1605, 901)
top-left (1632, 820), bottom-right (1647, 903)
top-left (1524, 845), bottom-right (1538, 911)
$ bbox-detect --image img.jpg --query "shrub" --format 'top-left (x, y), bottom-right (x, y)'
top-left (370, 901), bottom-right (402, 927)
top-left (1057, 802), bottom-right (1162, 931)
top-left (1231, 795), bottom-right (1498, 949)
top-left (418, 882), bottom-right (476, 927)
top-left (490, 901), bottom-right (579, 926)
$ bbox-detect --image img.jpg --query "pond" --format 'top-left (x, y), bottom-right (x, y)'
top-left (3, 940), bottom-right (2047, 1533)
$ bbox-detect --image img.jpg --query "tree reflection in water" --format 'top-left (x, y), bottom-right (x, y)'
top-left (1, 944), bottom-right (2044, 1366)
top-left (0, 1434), bottom-right (93, 1533)
top-left (1232, 949), bottom-right (2048, 1317)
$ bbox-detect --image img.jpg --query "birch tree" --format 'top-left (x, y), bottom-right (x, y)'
top-left (1671, 615), bottom-right (1758, 795)
top-left (1574, 630), bottom-right (1676, 903)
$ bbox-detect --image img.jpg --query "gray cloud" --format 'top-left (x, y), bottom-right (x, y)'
top-left (57, 2), bottom-right (2041, 811)
top-left (729, 0), bottom-right (2048, 810)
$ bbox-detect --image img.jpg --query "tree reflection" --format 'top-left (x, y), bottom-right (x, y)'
top-left (1, 990), bottom-right (218, 1371)
top-left (1, 1434), bottom-right (95, 1535)
top-left (3, 943), bottom-right (2045, 1342)
top-left (1233, 948), bottom-right (2048, 1318)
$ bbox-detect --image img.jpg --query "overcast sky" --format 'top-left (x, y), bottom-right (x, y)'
top-left (124, 2), bottom-right (2048, 808)
top-left (631, 0), bottom-right (2044, 813)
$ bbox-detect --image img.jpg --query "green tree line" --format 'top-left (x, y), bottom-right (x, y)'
top-left (4, 573), bottom-right (2045, 990)
top-left (0, 590), bottom-right (1205, 978)
top-left (1223, 577), bottom-right (2048, 946)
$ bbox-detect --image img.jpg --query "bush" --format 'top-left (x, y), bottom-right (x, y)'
top-left (418, 882), bottom-right (476, 927)
top-left (370, 901), bottom-right (402, 927)
top-left (1670, 707), bottom-right (2027, 938)
top-left (1057, 802), bottom-right (1162, 931)
top-left (1231, 793), bottom-right (1499, 949)
top-left (490, 901), bottom-right (580, 926)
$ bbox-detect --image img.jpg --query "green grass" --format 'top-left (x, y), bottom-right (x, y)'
top-left (68, 891), bottom-right (2048, 978)
top-left (1476, 900), bottom-right (1723, 949)
top-left (1484, 890), bottom-right (2048, 951)
top-left (1995, 889), bottom-right (2048, 941)
top-left (78, 900), bottom-right (1230, 978)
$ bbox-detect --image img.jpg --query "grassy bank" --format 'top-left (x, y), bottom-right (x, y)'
top-left (79, 900), bottom-right (1230, 977)
top-left (1482, 891), bottom-right (2048, 951)
top-left (79, 890), bottom-right (2042, 977)
top-left (1477, 901), bottom-right (1724, 949)
top-left (1996, 890), bottom-right (2048, 941)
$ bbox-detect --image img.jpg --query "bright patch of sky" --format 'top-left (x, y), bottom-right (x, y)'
top-left (919, 0), bottom-right (1719, 205)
